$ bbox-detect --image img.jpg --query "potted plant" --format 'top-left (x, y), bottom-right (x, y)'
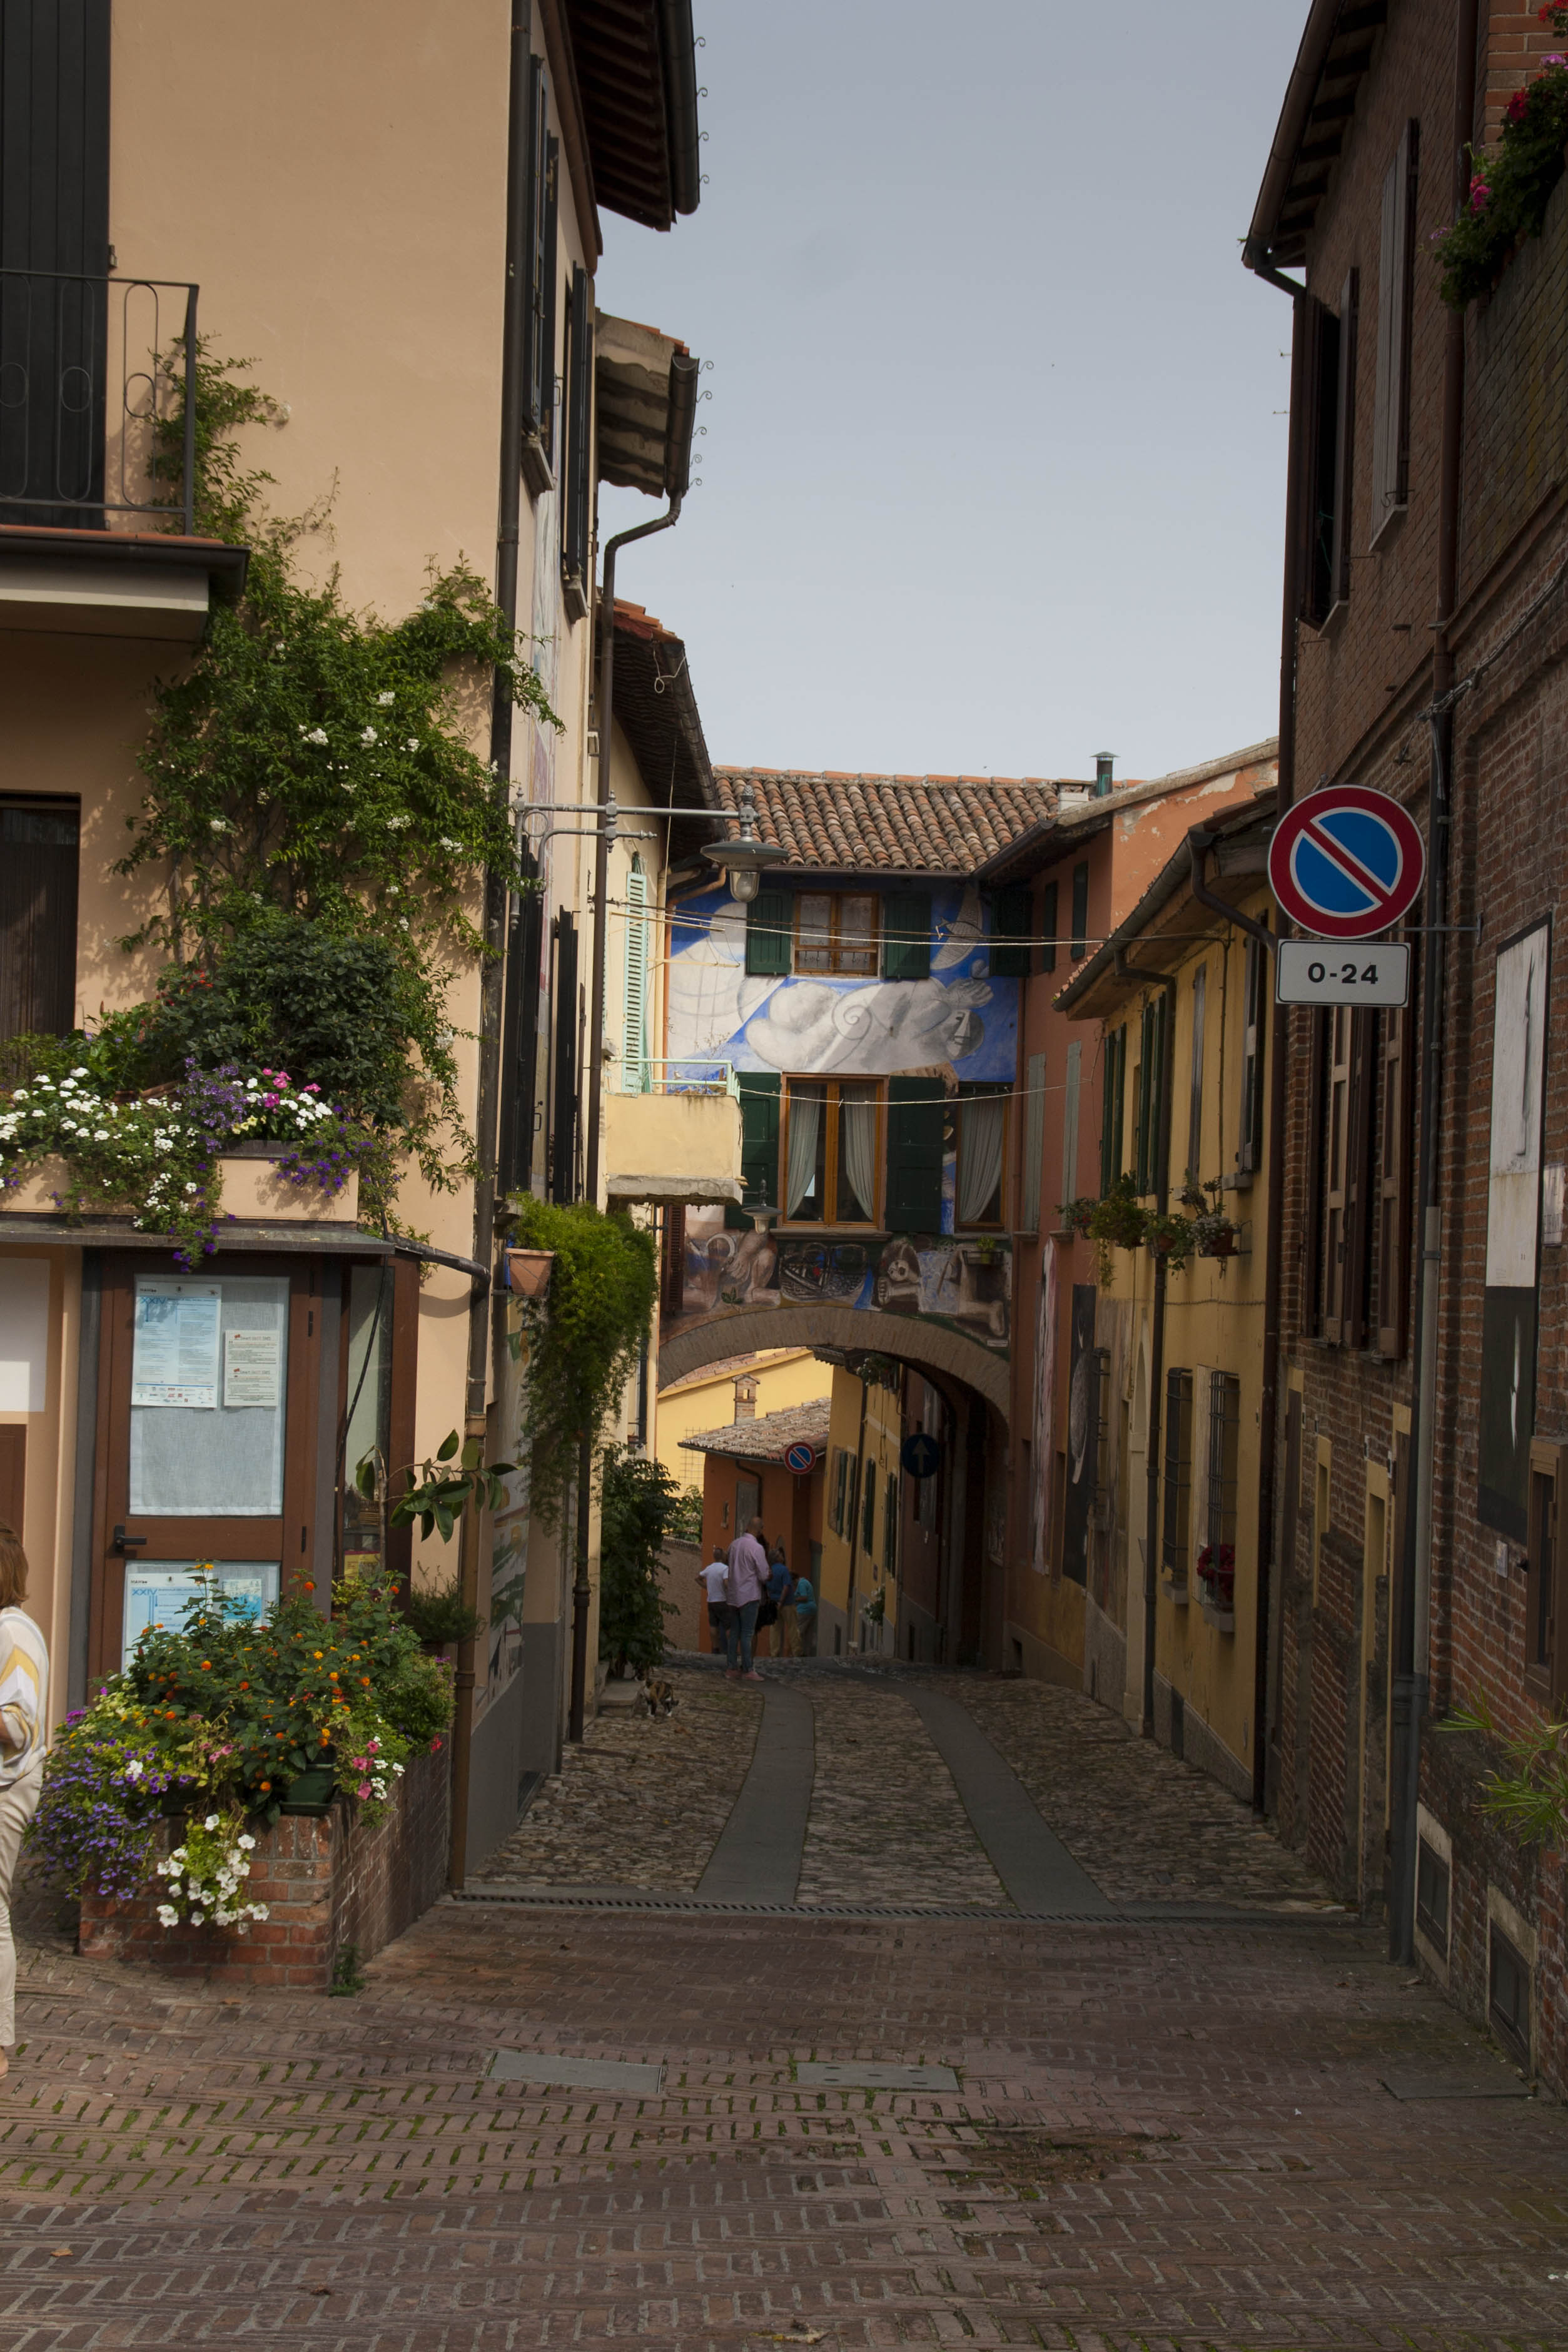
top-left (1193, 1209), bottom-right (1240, 1259)
top-left (1059, 1195), bottom-right (1099, 1240)
top-left (1143, 1211), bottom-right (1196, 1269)
top-left (1085, 1174), bottom-right (1148, 1284)
top-left (1196, 1542), bottom-right (1236, 1615)
top-left (505, 1246), bottom-right (555, 1300)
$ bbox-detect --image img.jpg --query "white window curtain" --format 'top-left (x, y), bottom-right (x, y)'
top-left (839, 1084), bottom-right (878, 1220)
top-left (958, 1093), bottom-right (1006, 1225)
top-left (622, 857), bottom-right (648, 1092)
top-left (786, 1085), bottom-right (822, 1215)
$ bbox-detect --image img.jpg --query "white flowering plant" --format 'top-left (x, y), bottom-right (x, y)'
top-left (154, 1808), bottom-right (269, 1934)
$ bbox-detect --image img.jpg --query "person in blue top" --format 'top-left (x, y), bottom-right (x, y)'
top-left (790, 1566), bottom-right (817, 1657)
top-left (765, 1541), bottom-right (796, 1658)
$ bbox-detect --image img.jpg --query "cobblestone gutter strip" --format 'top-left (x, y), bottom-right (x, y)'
top-left (941, 1674), bottom-right (1335, 1908)
top-left (472, 1665), bottom-right (763, 1891)
top-left (796, 1679), bottom-right (1008, 1910)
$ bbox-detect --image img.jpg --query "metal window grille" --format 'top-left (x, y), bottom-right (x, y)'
top-left (1161, 1369), bottom-right (1193, 1583)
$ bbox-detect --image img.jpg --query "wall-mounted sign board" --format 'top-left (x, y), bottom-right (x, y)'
top-left (1275, 940), bottom-right (1411, 1008)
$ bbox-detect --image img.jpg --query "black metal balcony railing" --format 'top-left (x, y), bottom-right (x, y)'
top-left (0, 271), bottom-right (198, 538)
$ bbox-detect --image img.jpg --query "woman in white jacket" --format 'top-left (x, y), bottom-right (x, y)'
top-left (0, 1526), bottom-right (48, 2077)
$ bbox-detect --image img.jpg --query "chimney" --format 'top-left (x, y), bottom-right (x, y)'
top-left (734, 1375), bottom-right (757, 1421)
top-left (1093, 751), bottom-right (1115, 798)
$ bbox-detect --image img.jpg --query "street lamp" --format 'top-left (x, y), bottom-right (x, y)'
top-left (706, 779), bottom-right (788, 902)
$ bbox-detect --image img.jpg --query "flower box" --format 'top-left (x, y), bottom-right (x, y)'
top-left (0, 1157), bottom-right (71, 1213)
top-left (218, 1146), bottom-right (360, 1225)
top-left (0, 1148), bottom-right (358, 1224)
top-left (505, 1246), bottom-right (555, 1299)
top-left (78, 1739), bottom-right (450, 1990)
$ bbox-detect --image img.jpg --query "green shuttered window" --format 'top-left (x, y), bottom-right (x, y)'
top-left (881, 891), bottom-right (931, 981)
top-left (886, 1076), bottom-right (945, 1233)
top-left (989, 886), bottom-right (1032, 978)
top-left (744, 890), bottom-right (792, 976)
top-left (726, 1070), bottom-right (782, 1230)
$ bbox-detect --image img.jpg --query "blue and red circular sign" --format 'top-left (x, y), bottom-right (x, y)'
top-left (1267, 786), bottom-right (1425, 941)
top-left (785, 1441), bottom-right (817, 1474)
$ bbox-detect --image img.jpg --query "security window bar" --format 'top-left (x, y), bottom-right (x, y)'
top-left (1415, 1837), bottom-right (1450, 1960)
top-left (1206, 1371), bottom-right (1240, 1553)
top-left (780, 1077), bottom-right (883, 1225)
top-left (795, 891), bottom-right (878, 975)
top-left (1161, 1369), bottom-right (1193, 1586)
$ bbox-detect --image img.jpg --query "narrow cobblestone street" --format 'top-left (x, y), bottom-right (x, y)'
top-left (6, 1664), bottom-right (1566, 2348)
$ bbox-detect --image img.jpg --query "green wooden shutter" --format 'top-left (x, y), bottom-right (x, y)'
top-left (1070, 861), bottom-right (1090, 960)
top-left (989, 886), bottom-right (1032, 978)
top-left (726, 1070), bottom-right (782, 1229)
top-left (881, 891), bottom-right (931, 981)
top-left (1041, 879), bottom-right (1059, 975)
top-left (886, 1076), bottom-right (946, 1232)
top-left (744, 890), bottom-right (791, 976)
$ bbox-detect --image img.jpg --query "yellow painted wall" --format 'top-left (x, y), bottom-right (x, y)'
top-left (657, 1349), bottom-right (824, 1506)
top-left (819, 1365), bottom-right (903, 1655)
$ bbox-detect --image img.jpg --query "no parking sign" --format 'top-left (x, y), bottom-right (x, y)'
top-left (1267, 786), bottom-right (1425, 941)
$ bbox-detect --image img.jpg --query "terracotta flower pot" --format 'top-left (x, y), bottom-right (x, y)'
top-left (1201, 1228), bottom-right (1237, 1259)
top-left (506, 1247), bottom-right (555, 1300)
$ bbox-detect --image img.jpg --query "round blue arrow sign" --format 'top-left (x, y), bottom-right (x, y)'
top-left (901, 1431), bottom-right (941, 1479)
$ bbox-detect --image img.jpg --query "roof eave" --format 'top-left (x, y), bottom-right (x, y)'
top-left (1056, 793), bottom-right (1279, 1016)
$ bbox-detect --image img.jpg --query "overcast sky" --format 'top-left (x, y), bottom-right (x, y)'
top-left (595, 1), bottom-right (1305, 787)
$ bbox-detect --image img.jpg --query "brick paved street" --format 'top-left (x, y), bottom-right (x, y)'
top-left (4, 1892), bottom-right (1567, 2348)
top-left (4, 1667), bottom-right (1560, 2346)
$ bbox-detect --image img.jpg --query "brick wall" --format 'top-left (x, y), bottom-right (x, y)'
top-left (79, 1740), bottom-right (451, 1990)
top-left (1273, 1), bottom-right (1568, 2094)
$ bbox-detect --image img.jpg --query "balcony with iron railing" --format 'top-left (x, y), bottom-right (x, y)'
top-left (604, 1058), bottom-right (743, 1209)
top-left (0, 270), bottom-right (246, 636)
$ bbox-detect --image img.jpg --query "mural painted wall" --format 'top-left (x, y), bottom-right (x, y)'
top-left (667, 882), bottom-right (1019, 1082)
top-left (664, 881), bottom-right (1019, 1357)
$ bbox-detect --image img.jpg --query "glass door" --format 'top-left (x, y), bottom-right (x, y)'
top-left (94, 1258), bottom-right (325, 1677)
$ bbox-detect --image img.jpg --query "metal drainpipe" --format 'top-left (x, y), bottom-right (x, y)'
top-left (1199, 228), bottom-right (1305, 1815)
top-left (450, 0), bottom-right (532, 1890)
top-left (1115, 951), bottom-right (1175, 1733)
top-left (568, 355), bottom-right (699, 1743)
top-left (1389, 0), bottom-right (1479, 1965)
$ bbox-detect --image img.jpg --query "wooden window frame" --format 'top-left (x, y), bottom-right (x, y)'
top-left (1100, 1025), bottom-right (1126, 1195)
top-left (0, 794), bottom-right (80, 1043)
top-left (1207, 1371), bottom-right (1240, 1552)
top-left (1372, 120), bottom-right (1420, 545)
top-left (1239, 929), bottom-right (1269, 1177)
top-left (1373, 991), bottom-right (1414, 1357)
top-left (792, 890), bottom-right (879, 976)
top-left (1187, 965), bottom-right (1206, 1184)
top-left (1070, 861), bottom-right (1090, 961)
top-left (1040, 879), bottom-right (1059, 974)
top-left (779, 1076), bottom-right (884, 1229)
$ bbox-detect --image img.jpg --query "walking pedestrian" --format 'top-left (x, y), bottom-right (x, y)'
top-left (769, 1541), bottom-right (801, 1658)
top-left (791, 1565), bottom-right (818, 1656)
top-left (0, 1526), bottom-right (48, 2080)
top-left (724, 1516), bottom-right (771, 1682)
top-left (697, 1546), bottom-right (730, 1658)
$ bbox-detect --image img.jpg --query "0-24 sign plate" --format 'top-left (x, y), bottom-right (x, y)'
top-left (1275, 939), bottom-right (1411, 1008)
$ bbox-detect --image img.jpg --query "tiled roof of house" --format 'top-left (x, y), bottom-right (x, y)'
top-left (678, 1397), bottom-right (832, 1464)
top-left (710, 767), bottom-right (1070, 877)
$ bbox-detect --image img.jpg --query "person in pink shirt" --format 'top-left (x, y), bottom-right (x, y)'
top-left (724, 1518), bottom-right (770, 1681)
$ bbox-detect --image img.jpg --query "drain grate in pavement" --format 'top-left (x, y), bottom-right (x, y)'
top-left (487, 2050), bottom-right (665, 2093)
top-left (796, 2061), bottom-right (959, 2090)
top-left (454, 1887), bottom-right (1324, 1925)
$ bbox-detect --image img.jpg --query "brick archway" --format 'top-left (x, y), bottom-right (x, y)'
top-left (657, 1303), bottom-right (1010, 1422)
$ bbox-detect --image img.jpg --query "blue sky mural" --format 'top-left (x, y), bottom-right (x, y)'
top-left (666, 883), bottom-right (1019, 1084)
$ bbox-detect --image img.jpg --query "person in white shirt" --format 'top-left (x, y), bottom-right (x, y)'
top-left (696, 1546), bottom-right (731, 1657)
top-left (0, 1526), bottom-right (49, 2078)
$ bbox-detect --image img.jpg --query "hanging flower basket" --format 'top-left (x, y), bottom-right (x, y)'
top-left (1193, 1214), bottom-right (1239, 1260)
top-left (506, 1247), bottom-right (555, 1300)
top-left (1144, 1212), bottom-right (1196, 1269)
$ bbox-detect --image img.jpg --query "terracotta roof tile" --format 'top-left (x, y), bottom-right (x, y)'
top-left (678, 1397), bottom-right (832, 1464)
top-left (711, 767), bottom-right (1070, 878)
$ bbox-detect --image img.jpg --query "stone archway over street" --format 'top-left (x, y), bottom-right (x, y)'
top-left (657, 1302), bottom-right (1011, 1422)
